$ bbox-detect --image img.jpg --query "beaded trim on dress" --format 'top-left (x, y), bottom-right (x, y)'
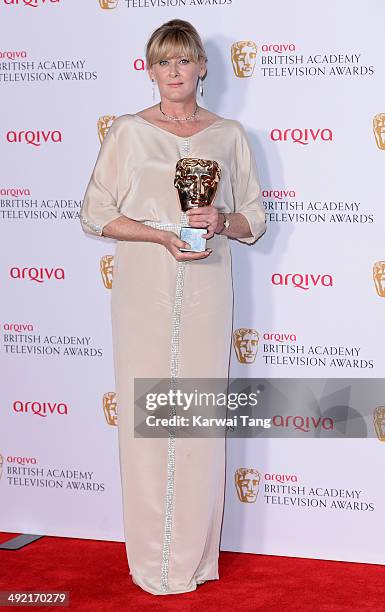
top-left (161, 137), bottom-right (190, 593)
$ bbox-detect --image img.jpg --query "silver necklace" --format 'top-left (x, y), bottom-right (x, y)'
top-left (159, 102), bottom-right (199, 122)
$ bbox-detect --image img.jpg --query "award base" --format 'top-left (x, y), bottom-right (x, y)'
top-left (179, 226), bottom-right (207, 253)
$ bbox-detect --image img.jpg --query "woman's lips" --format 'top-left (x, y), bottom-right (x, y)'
top-left (168, 83), bottom-right (183, 87)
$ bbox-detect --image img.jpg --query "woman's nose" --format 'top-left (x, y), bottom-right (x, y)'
top-left (168, 62), bottom-right (179, 77)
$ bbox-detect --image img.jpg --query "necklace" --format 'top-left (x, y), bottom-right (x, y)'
top-left (159, 102), bottom-right (199, 122)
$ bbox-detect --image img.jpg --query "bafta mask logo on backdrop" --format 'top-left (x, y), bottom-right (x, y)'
top-left (103, 392), bottom-right (117, 426)
top-left (100, 255), bottom-right (114, 289)
top-left (98, 0), bottom-right (119, 8)
top-left (0, 453), bottom-right (3, 481)
top-left (231, 41), bottom-right (257, 78)
top-left (373, 261), bottom-right (385, 297)
top-left (97, 116), bottom-right (117, 144)
top-left (373, 114), bottom-right (385, 150)
top-left (374, 407), bottom-right (385, 442)
top-left (233, 328), bottom-right (259, 364)
top-left (235, 468), bottom-right (261, 503)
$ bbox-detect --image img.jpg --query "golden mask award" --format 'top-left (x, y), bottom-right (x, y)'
top-left (174, 158), bottom-right (221, 253)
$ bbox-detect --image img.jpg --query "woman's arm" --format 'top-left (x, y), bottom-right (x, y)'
top-left (81, 122), bottom-right (211, 260)
top-left (214, 211), bottom-right (253, 240)
top-left (184, 124), bottom-right (266, 244)
top-left (103, 215), bottom-right (212, 261)
top-left (231, 123), bottom-right (267, 245)
top-left (102, 215), bottom-right (166, 243)
top-left (185, 207), bottom-right (253, 241)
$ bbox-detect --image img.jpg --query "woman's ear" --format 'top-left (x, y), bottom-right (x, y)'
top-left (147, 67), bottom-right (154, 81)
top-left (199, 60), bottom-right (207, 80)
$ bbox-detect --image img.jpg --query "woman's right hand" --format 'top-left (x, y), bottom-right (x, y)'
top-left (160, 231), bottom-right (212, 262)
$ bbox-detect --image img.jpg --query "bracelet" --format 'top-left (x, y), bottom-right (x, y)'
top-left (216, 213), bottom-right (229, 235)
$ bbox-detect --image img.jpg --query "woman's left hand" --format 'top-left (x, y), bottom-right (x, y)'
top-left (186, 205), bottom-right (220, 240)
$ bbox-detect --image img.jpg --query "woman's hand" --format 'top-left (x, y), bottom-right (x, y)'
top-left (186, 205), bottom-right (220, 239)
top-left (160, 230), bottom-right (212, 262)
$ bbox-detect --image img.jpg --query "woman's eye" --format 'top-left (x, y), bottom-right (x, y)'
top-left (180, 58), bottom-right (189, 64)
top-left (159, 60), bottom-right (168, 66)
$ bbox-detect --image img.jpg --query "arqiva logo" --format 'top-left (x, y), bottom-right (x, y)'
top-left (13, 401), bottom-right (68, 417)
top-left (262, 189), bottom-right (296, 199)
top-left (7, 455), bottom-right (37, 465)
top-left (261, 44), bottom-right (296, 53)
top-left (263, 332), bottom-right (297, 342)
top-left (9, 267), bottom-right (65, 283)
top-left (270, 128), bottom-right (333, 145)
top-left (0, 51), bottom-right (27, 60)
top-left (0, 188), bottom-right (31, 197)
top-left (133, 58), bottom-right (145, 71)
top-left (3, 323), bottom-right (34, 332)
top-left (6, 130), bottom-right (62, 147)
top-left (2, 0), bottom-right (60, 6)
top-left (272, 273), bottom-right (333, 290)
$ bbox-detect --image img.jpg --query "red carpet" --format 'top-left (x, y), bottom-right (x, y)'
top-left (0, 532), bottom-right (384, 611)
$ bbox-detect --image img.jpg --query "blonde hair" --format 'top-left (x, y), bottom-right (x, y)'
top-left (146, 19), bottom-right (207, 68)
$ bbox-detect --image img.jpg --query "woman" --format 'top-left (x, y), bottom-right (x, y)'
top-left (80, 19), bottom-right (266, 596)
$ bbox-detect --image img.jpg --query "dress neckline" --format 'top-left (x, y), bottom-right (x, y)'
top-left (132, 113), bottom-right (224, 139)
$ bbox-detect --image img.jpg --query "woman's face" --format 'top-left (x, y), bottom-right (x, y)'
top-left (148, 54), bottom-right (206, 104)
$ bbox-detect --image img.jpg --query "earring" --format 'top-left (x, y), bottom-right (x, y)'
top-left (151, 79), bottom-right (155, 101)
top-left (199, 77), bottom-right (204, 97)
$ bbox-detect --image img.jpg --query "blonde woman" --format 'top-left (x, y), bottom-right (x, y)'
top-left (80, 19), bottom-right (266, 596)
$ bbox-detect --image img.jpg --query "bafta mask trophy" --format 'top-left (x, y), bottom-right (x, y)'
top-left (174, 158), bottom-right (221, 253)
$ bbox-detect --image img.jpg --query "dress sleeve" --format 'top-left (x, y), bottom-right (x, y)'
top-left (232, 123), bottom-right (266, 245)
top-left (80, 121), bottom-right (123, 237)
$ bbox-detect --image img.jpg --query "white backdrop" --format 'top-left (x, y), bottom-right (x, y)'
top-left (1, 0), bottom-right (384, 565)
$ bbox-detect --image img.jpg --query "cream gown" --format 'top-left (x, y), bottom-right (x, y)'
top-left (80, 114), bottom-right (266, 595)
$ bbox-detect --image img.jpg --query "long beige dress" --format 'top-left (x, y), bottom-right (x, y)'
top-left (80, 114), bottom-right (266, 596)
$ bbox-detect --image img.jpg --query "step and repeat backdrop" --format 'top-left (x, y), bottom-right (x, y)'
top-left (1, 0), bottom-right (384, 564)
